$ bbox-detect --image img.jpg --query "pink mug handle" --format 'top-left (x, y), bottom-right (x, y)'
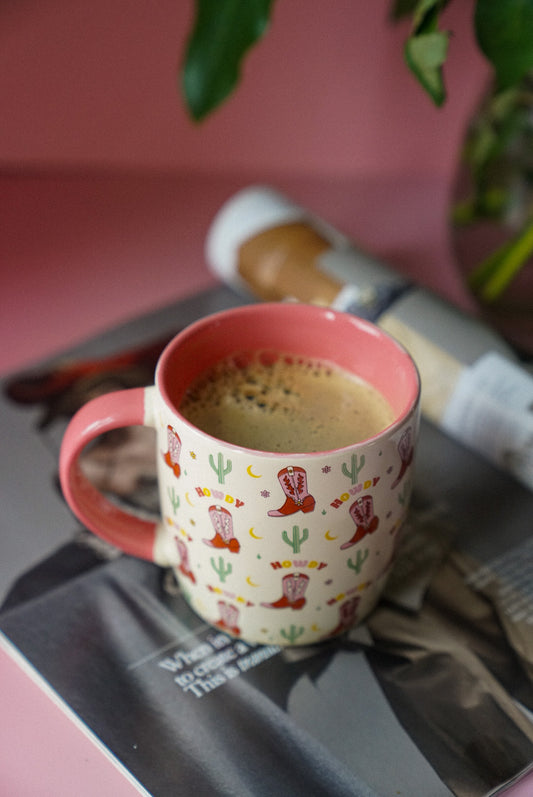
top-left (59, 386), bottom-right (172, 566)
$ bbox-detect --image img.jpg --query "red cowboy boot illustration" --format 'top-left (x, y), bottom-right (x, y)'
top-left (261, 572), bottom-right (309, 610)
top-left (391, 426), bottom-right (414, 489)
top-left (328, 596), bottom-right (361, 637)
top-left (213, 601), bottom-right (240, 636)
top-left (203, 505), bottom-right (240, 553)
top-left (268, 466), bottom-right (315, 517)
top-left (175, 537), bottom-right (196, 584)
top-left (340, 494), bottom-right (379, 549)
top-left (163, 424), bottom-right (181, 477)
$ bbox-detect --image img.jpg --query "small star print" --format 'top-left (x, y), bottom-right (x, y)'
top-left (261, 490), bottom-right (270, 498)
top-left (189, 451), bottom-right (197, 459)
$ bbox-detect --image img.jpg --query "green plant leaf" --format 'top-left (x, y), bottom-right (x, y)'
top-left (410, 0), bottom-right (450, 33)
top-left (182, 0), bottom-right (275, 122)
top-left (390, 0), bottom-right (420, 21)
top-left (404, 30), bottom-right (449, 106)
top-left (397, 1), bottom-right (451, 105)
top-left (475, 0), bottom-right (533, 89)
top-left (391, 0), bottom-right (451, 28)
top-left (468, 216), bottom-right (533, 301)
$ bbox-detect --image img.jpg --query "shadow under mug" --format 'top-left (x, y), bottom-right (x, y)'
top-left (60, 303), bottom-right (420, 646)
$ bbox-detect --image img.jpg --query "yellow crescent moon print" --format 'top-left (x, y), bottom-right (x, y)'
top-left (246, 576), bottom-right (260, 587)
top-left (249, 527), bottom-right (263, 540)
top-left (325, 530), bottom-right (338, 540)
top-left (185, 491), bottom-right (195, 507)
top-left (247, 464), bottom-right (262, 478)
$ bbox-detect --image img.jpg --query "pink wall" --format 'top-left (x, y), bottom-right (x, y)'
top-left (1, 0), bottom-right (491, 374)
top-left (1, 0), bottom-right (488, 179)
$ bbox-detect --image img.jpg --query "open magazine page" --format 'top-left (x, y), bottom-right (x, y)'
top-left (1, 286), bottom-right (532, 796)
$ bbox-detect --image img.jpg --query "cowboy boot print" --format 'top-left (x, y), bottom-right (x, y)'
top-left (213, 601), bottom-right (240, 636)
top-left (261, 572), bottom-right (309, 609)
top-left (203, 505), bottom-right (240, 553)
top-left (340, 494), bottom-right (379, 549)
top-left (163, 425), bottom-right (181, 477)
top-left (268, 466), bottom-right (315, 517)
top-left (391, 427), bottom-right (414, 488)
top-left (328, 596), bottom-right (361, 637)
top-left (175, 537), bottom-right (196, 583)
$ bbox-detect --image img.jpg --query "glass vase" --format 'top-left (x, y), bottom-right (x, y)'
top-left (451, 72), bottom-right (533, 357)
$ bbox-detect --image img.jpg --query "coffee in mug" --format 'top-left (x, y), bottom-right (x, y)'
top-left (60, 303), bottom-right (420, 646)
top-left (178, 350), bottom-right (395, 452)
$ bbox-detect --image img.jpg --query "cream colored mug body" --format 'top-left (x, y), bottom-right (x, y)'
top-left (60, 303), bottom-right (420, 646)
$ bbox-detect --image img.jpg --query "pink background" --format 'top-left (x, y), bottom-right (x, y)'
top-left (2, 1), bottom-right (531, 794)
top-left (2, 0), bottom-right (489, 376)
top-left (1, 0), bottom-right (486, 176)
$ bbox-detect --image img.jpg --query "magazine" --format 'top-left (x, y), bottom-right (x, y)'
top-left (1, 286), bottom-right (532, 797)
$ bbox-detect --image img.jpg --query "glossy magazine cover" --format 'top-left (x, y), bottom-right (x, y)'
top-left (1, 287), bottom-right (532, 797)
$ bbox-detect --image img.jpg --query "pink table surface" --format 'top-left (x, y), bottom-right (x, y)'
top-left (1, 168), bottom-right (476, 377)
top-left (1, 170), bottom-right (531, 796)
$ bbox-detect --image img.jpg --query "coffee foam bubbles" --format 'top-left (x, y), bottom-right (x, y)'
top-left (179, 350), bottom-right (394, 453)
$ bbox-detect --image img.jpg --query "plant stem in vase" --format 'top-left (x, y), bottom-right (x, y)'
top-left (451, 73), bottom-right (533, 357)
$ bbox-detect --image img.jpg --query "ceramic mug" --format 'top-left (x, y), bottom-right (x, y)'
top-left (60, 303), bottom-right (420, 646)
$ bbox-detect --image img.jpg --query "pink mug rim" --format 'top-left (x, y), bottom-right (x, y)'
top-left (156, 302), bottom-right (420, 458)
